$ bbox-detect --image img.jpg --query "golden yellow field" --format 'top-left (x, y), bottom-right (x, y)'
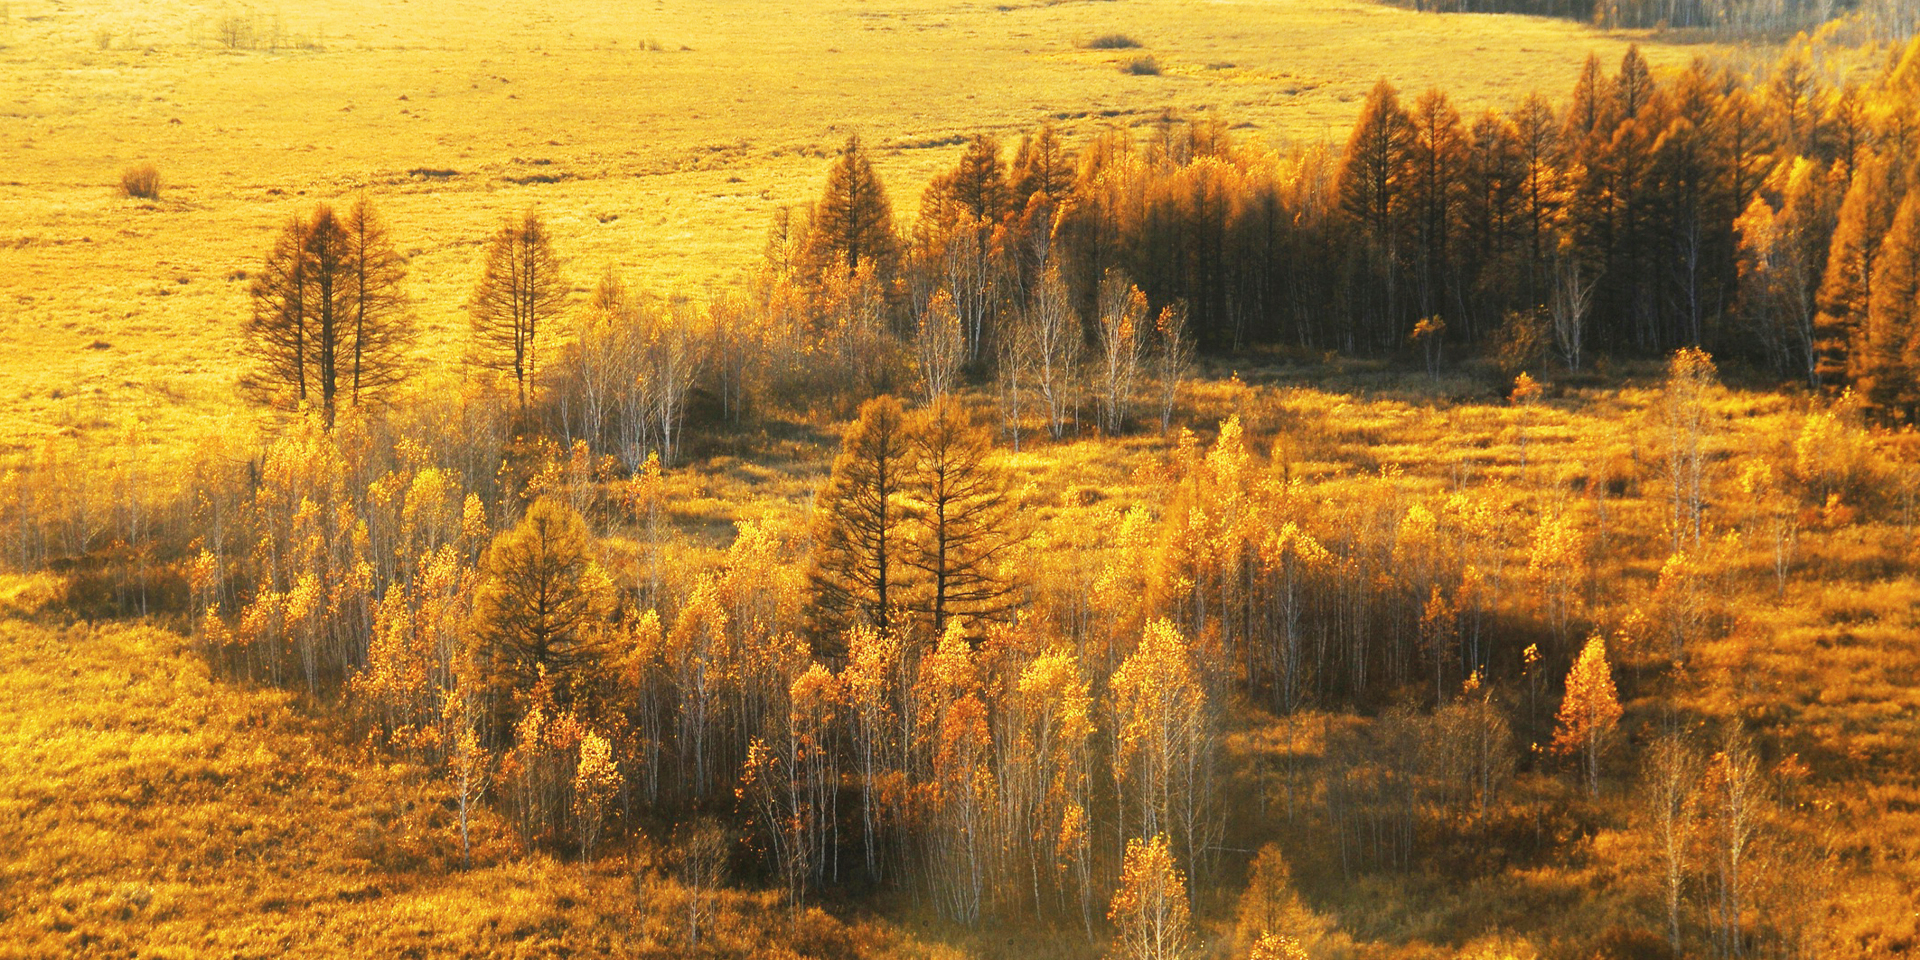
top-left (0, 0), bottom-right (1727, 452)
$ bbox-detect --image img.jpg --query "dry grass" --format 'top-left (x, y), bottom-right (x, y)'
top-left (118, 162), bottom-right (160, 199)
top-left (0, 617), bottom-right (943, 958)
top-left (0, 0), bottom-right (1729, 454)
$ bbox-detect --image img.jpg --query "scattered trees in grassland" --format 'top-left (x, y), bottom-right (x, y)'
top-left (26, 28), bottom-right (1920, 960)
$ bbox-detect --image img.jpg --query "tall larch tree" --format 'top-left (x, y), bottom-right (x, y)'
top-left (1512, 93), bottom-right (1567, 309)
top-left (1337, 80), bottom-right (1418, 350)
top-left (901, 397), bottom-right (1025, 638)
top-left (471, 208), bottom-right (567, 416)
top-left (1007, 122), bottom-right (1077, 294)
top-left (472, 497), bottom-right (616, 706)
top-left (805, 133), bottom-right (900, 283)
top-left (1462, 107), bottom-right (1525, 336)
top-left (809, 395), bottom-right (913, 646)
top-left (341, 197), bottom-right (415, 406)
top-left (1814, 156), bottom-right (1902, 394)
top-left (1408, 88), bottom-right (1467, 324)
top-left (1869, 191), bottom-right (1920, 419)
top-left (920, 134), bottom-right (1010, 241)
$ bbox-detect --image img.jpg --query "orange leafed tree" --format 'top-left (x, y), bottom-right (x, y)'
top-left (1110, 618), bottom-right (1217, 881)
top-left (1553, 632), bottom-right (1623, 796)
top-left (1107, 833), bottom-right (1197, 960)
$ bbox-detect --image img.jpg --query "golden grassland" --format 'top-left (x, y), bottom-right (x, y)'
top-left (0, 0), bottom-right (1731, 453)
top-left (7, 367), bottom-right (1920, 956)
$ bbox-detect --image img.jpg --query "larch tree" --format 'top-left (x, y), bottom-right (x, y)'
top-left (809, 395), bottom-right (913, 644)
top-left (1408, 88), bottom-right (1467, 323)
top-left (1870, 191), bottom-right (1920, 420)
top-left (804, 133), bottom-right (900, 283)
top-left (902, 397), bottom-right (1025, 637)
top-left (244, 200), bottom-right (415, 425)
top-left (472, 497), bottom-right (616, 704)
top-left (920, 133), bottom-right (1010, 241)
top-left (1736, 158), bottom-right (1842, 387)
top-left (1008, 122), bottom-right (1075, 264)
top-left (1011, 122), bottom-right (1076, 212)
top-left (1511, 93), bottom-right (1566, 308)
top-left (471, 208), bottom-right (567, 416)
top-left (1337, 79), bottom-right (1418, 348)
top-left (1107, 833), bottom-right (1197, 960)
top-left (1552, 632), bottom-right (1623, 797)
top-left (1339, 80), bottom-right (1418, 246)
top-left (1813, 156), bottom-right (1899, 393)
top-left (341, 197), bottom-right (414, 405)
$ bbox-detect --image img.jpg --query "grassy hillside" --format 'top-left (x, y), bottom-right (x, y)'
top-left (0, 0), bottom-right (1727, 452)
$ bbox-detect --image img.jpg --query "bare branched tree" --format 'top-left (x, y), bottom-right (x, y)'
top-left (1549, 255), bottom-right (1598, 372)
top-left (915, 289), bottom-right (965, 404)
top-left (1096, 270), bottom-right (1149, 435)
top-left (1029, 265), bottom-right (1082, 440)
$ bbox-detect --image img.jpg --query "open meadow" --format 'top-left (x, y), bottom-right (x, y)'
top-left (0, 0), bottom-right (1723, 451)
